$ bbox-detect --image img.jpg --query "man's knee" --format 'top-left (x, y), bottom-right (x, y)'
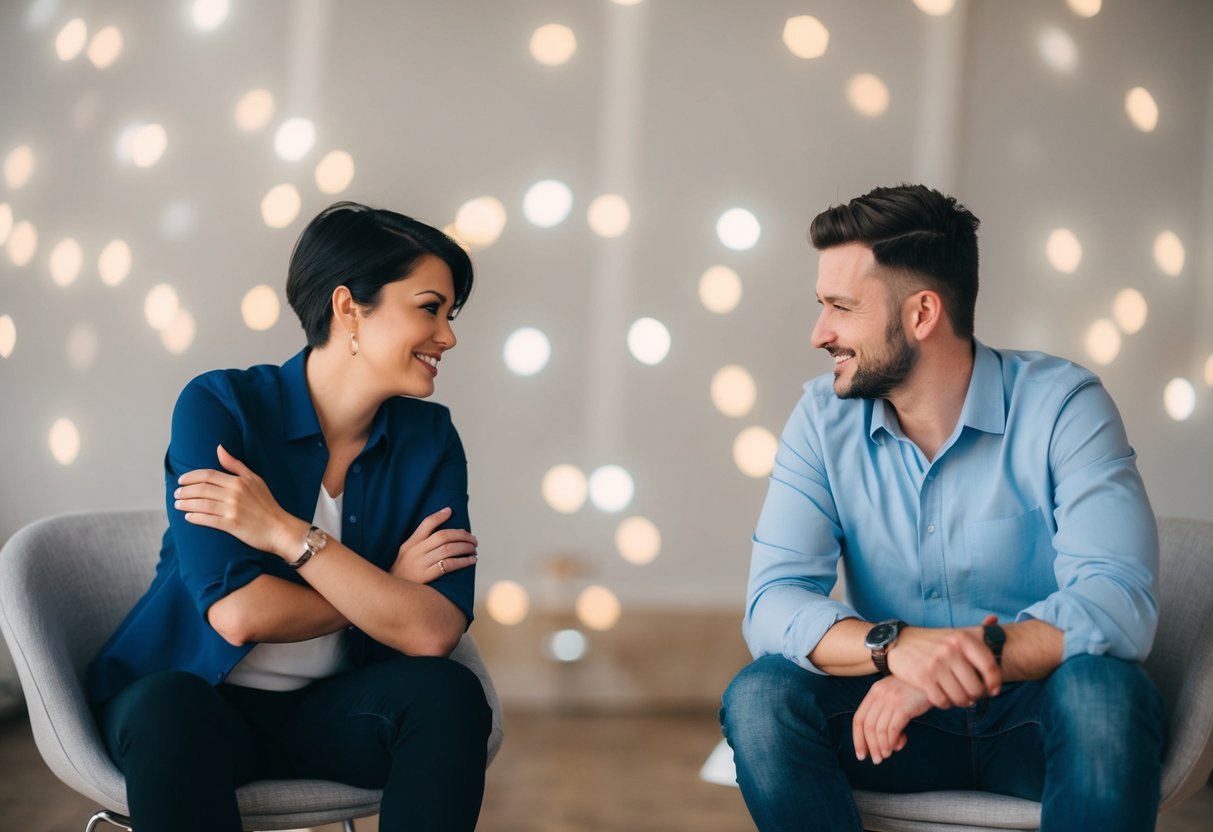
top-left (722, 655), bottom-right (833, 745)
top-left (1042, 654), bottom-right (1164, 756)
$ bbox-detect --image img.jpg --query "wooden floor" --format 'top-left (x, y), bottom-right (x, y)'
top-left (2, 710), bottom-right (1210, 831)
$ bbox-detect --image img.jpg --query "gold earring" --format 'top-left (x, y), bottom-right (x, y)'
top-left (348, 331), bottom-right (359, 356)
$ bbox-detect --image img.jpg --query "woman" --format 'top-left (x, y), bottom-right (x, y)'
top-left (87, 201), bottom-right (492, 831)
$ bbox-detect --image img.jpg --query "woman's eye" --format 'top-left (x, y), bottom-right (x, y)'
top-left (421, 303), bottom-right (440, 315)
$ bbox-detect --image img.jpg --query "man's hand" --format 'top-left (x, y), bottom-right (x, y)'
top-left (886, 615), bottom-right (1001, 709)
top-left (853, 676), bottom-right (931, 765)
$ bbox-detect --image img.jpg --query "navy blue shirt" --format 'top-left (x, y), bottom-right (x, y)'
top-left (88, 349), bottom-right (475, 705)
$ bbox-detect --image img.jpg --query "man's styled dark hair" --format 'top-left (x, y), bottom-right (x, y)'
top-left (286, 201), bottom-right (474, 348)
top-left (809, 184), bottom-right (980, 338)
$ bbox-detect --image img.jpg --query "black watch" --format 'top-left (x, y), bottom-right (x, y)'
top-left (864, 619), bottom-right (907, 676)
top-left (982, 623), bottom-right (1006, 666)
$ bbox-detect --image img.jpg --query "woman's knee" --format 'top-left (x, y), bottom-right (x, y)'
top-left (102, 671), bottom-right (241, 765)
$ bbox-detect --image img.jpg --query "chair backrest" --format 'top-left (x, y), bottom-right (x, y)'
top-left (0, 508), bottom-right (161, 807)
top-left (0, 508), bottom-right (505, 815)
top-left (1144, 517), bottom-right (1213, 811)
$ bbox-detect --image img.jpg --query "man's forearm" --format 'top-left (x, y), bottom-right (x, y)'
top-left (999, 619), bottom-right (1064, 681)
top-left (808, 618), bottom-right (880, 675)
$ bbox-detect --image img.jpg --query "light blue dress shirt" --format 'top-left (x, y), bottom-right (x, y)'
top-left (744, 340), bottom-right (1158, 674)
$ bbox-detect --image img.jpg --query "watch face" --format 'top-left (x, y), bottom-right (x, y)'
top-left (865, 622), bottom-right (898, 649)
top-left (305, 527), bottom-right (328, 552)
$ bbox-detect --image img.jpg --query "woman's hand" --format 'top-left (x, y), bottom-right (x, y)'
top-left (391, 507), bottom-right (477, 584)
top-left (174, 444), bottom-right (298, 558)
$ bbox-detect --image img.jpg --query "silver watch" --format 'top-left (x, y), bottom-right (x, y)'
top-left (288, 525), bottom-right (328, 569)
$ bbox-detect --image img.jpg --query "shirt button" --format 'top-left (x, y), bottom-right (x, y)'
top-left (352, 464), bottom-right (362, 474)
top-left (928, 590), bottom-right (940, 600)
top-left (927, 524), bottom-right (936, 534)
top-left (349, 515), bottom-right (358, 524)
top-left (316, 440), bottom-right (324, 448)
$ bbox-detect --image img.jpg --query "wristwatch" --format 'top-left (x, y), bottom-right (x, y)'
top-left (983, 623), bottom-right (1006, 666)
top-left (865, 619), bottom-right (907, 676)
top-left (288, 525), bottom-right (328, 569)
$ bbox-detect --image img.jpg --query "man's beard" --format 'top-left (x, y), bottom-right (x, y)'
top-left (834, 316), bottom-right (919, 400)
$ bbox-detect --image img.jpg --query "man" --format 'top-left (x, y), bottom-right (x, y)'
top-left (720, 185), bottom-right (1164, 831)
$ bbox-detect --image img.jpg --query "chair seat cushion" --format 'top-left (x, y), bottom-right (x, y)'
top-left (854, 789), bottom-right (1041, 831)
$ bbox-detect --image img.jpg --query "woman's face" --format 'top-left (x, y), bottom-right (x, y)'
top-left (353, 254), bottom-right (458, 399)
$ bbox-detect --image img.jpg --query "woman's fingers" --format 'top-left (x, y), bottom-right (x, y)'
top-left (433, 554), bottom-right (477, 576)
top-left (216, 444), bottom-right (253, 477)
top-left (400, 507), bottom-right (453, 549)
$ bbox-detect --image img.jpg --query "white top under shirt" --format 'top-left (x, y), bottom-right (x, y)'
top-left (224, 486), bottom-right (351, 691)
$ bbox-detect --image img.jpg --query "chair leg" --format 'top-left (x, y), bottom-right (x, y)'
top-left (343, 820), bottom-right (356, 832)
top-left (85, 810), bottom-right (133, 832)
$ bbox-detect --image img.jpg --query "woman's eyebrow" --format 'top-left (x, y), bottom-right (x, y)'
top-left (414, 289), bottom-right (449, 304)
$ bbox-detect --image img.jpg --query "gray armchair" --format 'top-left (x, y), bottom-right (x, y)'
top-left (703, 517), bottom-right (1213, 831)
top-left (0, 509), bottom-right (505, 831)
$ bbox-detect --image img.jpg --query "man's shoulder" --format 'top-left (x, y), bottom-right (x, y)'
top-left (989, 346), bottom-right (1101, 399)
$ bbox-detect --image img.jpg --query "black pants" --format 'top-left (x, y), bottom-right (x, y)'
top-left (98, 656), bottom-right (492, 832)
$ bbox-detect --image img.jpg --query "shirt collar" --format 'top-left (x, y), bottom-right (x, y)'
top-left (279, 348), bottom-right (392, 450)
top-left (867, 338), bottom-right (1006, 441)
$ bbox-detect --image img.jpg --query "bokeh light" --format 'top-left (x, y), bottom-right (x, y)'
top-left (55, 18), bottom-right (86, 60)
top-left (261, 184), bottom-right (302, 228)
top-left (1163, 378), bottom-right (1196, 422)
top-left (235, 89), bottom-right (275, 132)
top-left (0, 203), bottom-right (11, 244)
top-left (1046, 228), bottom-right (1082, 273)
top-left (191, 0), bottom-right (230, 31)
top-left (615, 516), bottom-right (661, 565)
top-left (1067, 0), bottom-right (1101, 18)
top-left (274, 117), bottom-right (316, 161)
top-left (486, 580), bottom-right (530, 626)
top-left (576, 585), bottom-right (622, 631)
top-left (86, 25), bottom-right (123, 68)
top-left (0, 315), bottom-right (15, 358)
top-left (782, 16), bottom-right (829, 59)
top-left (716, 208), bottom-right (761, 251)
top-left (847, 74), bottom-right (890, 117)
top-left (144, 284), bottom-right (180, 331)
top-left (699, 265), bottom-right (742, 313)
top-left (1038, 27), bottom-right (1077, 73)
top-left (587, 194), bottom-right (631, 238)
top-left (627, 317), bottom-right (671, 366)
top-left (588, 465), bottom-right (634, 513)
top-left (161, 308), bottom-right (196, 355)
top-left (7, 220), bottom-right (38, 266)
top-left (547, 629), bottom-right (588, 662)
top-left (523, 180), bottom-right (574, 228)
top-left (1125, 87), bottom-right (1159, 132)
top-left (1204, 354), bottom-right (1213, 388)
top-left (98, 239), bottom-right (132, 286)
top-left (131, 124), bottom-right (167, 168)
top-left (542, 464), bottom-right (588, 514)
top-left (315, 150), bottom-right (355, 194)
top-left (913, 0), bottom-right (956, 15)
top-left (241, 285), bottom-right (281, 331)
top-left (49, 238), bottom-right (83, 287)
top-left (733, 426), bottom-right (778, 478)
top-left (711, 365), bottom-right (757, 417)
top-left (4, 145), bottom-right (34, 189)
top-left (530, 23), bottom-right (577, 66)
top-left (49, 418), bottom-right (81, 465)
top-left (503, 327), bottom-right (551, 376)
top-left (1084, 319), bottom-right (1121, 365)
top-left (1112, 289), bottom-right (1147, 334)
top-left (454, 196), bottom-right (507, 248)
top-left (1153, 230), bottom-right (1184, 276)
top-left (66, 322), bottom-right (98, 370)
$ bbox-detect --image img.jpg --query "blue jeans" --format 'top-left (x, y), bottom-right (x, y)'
top-left (720, 654), bottom-right (1165, 831)
top-left (99, 656), bottom-right (491, 832)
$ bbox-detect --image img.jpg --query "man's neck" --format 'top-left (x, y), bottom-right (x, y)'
top-left (885, 339), bottom-right (975, 462)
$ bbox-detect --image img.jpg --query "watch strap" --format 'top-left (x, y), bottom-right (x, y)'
top-left (287, 525), bottom-right (326, 569)
top-left (982, 623), bottom-right (1006, 666)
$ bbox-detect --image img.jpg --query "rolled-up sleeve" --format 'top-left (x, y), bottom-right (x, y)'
top-left (1018, 380), bottom-right (1159, 661)
top-left (412, 412), bottom-right (475, 627)
top-left (744, 396), bottom-right (860, 673)
top-left (166, 379), bottom-right (269, 619)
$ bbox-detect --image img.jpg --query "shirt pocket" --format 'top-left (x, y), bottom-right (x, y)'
top-left (964, 507), bottom-right (1058, 606)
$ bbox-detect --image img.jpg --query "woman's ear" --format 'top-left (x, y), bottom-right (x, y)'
top-left (331, 285), bottom-right (357, 328)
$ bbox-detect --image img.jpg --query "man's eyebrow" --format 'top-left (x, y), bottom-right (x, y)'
top-left (415, 290), bottom-right (449, 304)
top-left (817, 293), bottom-right (859, 305)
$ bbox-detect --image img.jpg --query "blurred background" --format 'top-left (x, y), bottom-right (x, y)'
top-left (0, 0), bottom-right (1211, 826)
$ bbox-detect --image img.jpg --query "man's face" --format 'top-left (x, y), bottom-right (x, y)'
top-left (811, 243), bottom-right (918, 400)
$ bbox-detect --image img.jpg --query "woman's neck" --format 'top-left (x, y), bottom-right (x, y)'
top-left (304, 344), bottom-right (380, 447)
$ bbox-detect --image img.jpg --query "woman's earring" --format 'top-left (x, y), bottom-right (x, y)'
top-left (348, 330), bottom-right (359, 356)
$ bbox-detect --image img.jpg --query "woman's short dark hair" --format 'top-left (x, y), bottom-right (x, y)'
top-left (286, 201), bottom-right (474, 348)
top-left (809, 184), bottom-right (980, 338)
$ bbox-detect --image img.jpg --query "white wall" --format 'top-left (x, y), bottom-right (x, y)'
top-left (1, 0), bottom-right (1209, 634)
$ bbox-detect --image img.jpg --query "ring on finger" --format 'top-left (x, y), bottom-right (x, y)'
top-left (439, 559), bottom-right (447, 575)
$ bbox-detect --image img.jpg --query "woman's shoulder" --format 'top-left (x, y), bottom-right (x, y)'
top-left (174, 360), bottom-right (293, 420)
